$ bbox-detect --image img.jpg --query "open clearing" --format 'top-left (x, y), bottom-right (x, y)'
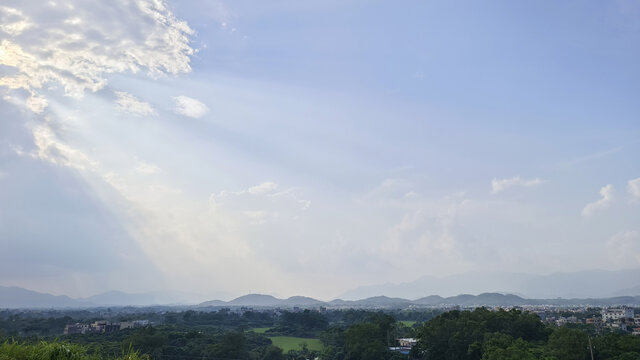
top-left (268, 336), bottom-right (323, 352)
top-left (251, 327), bottom-right (271, 333)
top-left (400, 320), bottom-right (417, 327)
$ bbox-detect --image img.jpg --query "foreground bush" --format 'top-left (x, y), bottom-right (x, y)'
top-left (0, 341), bottom-right (147, 360)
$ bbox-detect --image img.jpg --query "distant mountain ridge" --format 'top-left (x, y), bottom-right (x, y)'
top-left (3, 285), bottom-right (640, 309)
top-left (340, 269), bottom-right (640, 299)
top-left (197, 292), bottom-right (640, 308)
top-left (0, 286), bottom-right (89, 308)
top-left (3, 268), bottom-right (640, 309)
top-left (0, 286), bottom-right (203, 308)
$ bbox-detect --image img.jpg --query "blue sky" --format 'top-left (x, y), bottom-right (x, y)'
top-left (0, 0), bottom-right (639, 301)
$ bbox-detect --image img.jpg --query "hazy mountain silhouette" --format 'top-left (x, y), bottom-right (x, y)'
top-left (83, 290), bottom-right (201, 306)
top-left (196, 292), bottom-right (640, 308)
top-left (4, 273), bottom-right (640, 309)
top-left (0, 286), bottom-right (88, 308)
top-left (340, 269), bottom-right (640, 299)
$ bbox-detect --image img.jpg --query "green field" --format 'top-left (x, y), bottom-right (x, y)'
top-left (251, 327), bottom-right (271, 333)
top-left (400, 320), bottom-right (417, 327)
top-left (268, 336), bottom-right (323, 352)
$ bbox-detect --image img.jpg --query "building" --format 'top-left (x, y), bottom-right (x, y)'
top-left (398, 338), bottom-right (417, 347)
top-left (556, 316), bottom-right (579, 326)
top-left (64, 323), bottom-right (89, 335)
top-left (390, 338), bottom-right (417, 355)
top-left (586, 317), bottom-right (599, 324)
top-left (64, 319), bottom-right (150, 335)
top-left (602, 308), bottom-right (634, 322)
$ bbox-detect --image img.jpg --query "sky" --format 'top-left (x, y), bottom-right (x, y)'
top-left (0, 0), bottom-right (639, 301)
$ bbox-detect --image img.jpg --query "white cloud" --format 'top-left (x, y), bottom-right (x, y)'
top-left (209, 182), bottom-right (311, 219)
top-left (247, 182), bottom-right (278, 195)
top-left (581, 184), bottom-right (615, 217)
top-left (28, 122), bottom-right (98, 171)
top-left (491, 176), bottom-right (543, 194)
top-left (606, 230), bottom-right (640, 268)
top-left (115, 91), bottom-right (156, 117)
top-left (173, 96), bottom-right (209, 118)
top-left (135, 161), bottom-right (160, 175)
top-left (0, 0), bottom-right (194, 112)
top-left (628, 177), bottom-right (640, 199)
top-left (0, 6), bottom-right (33, 36)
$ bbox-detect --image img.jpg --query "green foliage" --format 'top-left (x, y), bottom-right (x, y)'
top-left (267, 336), bottom-right (322, 352)
top-left (206, 331), bottom-right (249, 359)
top-left (593, 332), bottom-right (640, 360)
top-left (4, 308), bottom-right (640, 360)
top-left (481, 335), bottom-right (535, 360)
top-left (547, 327), bottom-right (590, 360)
top-left (267, 310), bottom-right (328, 337)
top-left (411, 308), bottom-right (549, 360)
top-left (0, 341), bottom-right (147, 360)
top-left (343, 313), bottom-right (397, 360)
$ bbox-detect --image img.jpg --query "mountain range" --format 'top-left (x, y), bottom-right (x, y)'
top-left (197, 293), bottom-right (640, 308)
top-left (0, 286), bottom-right (202, 308)
top-left (3, 268), bottom-right (640, 308)
top-left (339, 269), bottom-right (640, 299)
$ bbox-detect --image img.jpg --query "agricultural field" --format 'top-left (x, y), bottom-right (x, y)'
top-left (267, 336), bottom-right (323, 352)
top-left (251, 327), bottom-right (271, 333)
top-left (399, 320), bottom-right (416, 327)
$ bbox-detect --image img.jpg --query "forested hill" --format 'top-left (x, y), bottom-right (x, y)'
top-left (4, 285), bottom-right (640, 309)
top-left (198, 293), bottom-right (640, 308)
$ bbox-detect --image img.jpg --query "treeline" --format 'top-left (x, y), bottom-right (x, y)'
top-left (0, 308), bottom-right (434, 338)
top-left (3, 307), bottom-right (640, 360)
top-left (409, 308), bottom-right (640, 360)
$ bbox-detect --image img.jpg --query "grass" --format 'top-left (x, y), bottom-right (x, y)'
top-left (251, 327), bottom-right (271, 334)
top-left (0, 341), bottom-right (147, 360)
top-left (400, 320), bottom-right (417, 327)
top-left (267, 336), bottom-right (323, 352)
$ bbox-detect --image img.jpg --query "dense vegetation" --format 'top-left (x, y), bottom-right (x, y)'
top-left (410, 308), bottom-right (640, 360)
top-left (0, 341), bottom-right (147, 360)
top-left (1, 307), bottom-right (639, 360)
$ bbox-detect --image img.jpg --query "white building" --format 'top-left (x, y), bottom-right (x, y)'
top-left (602, 308), bottom-right (634, 322)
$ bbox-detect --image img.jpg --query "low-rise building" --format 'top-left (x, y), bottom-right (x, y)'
top-left (64, 320), bottom-right (149, 335)
top-left (390, 338), bottom-right (417, 355)
top-left (602, 308), bottom-right (634, 322)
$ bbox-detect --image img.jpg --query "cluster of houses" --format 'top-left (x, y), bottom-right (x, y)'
top-left (64, 320), bottom-right (149, 335)
top-left (600, 308), bottom-right (639, 334)
top-left (389, 338), bottom-right (417, 355)
top-left (539, 307), bottom-right (639, 335)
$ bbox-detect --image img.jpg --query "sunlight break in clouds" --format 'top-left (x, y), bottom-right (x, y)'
top-left (173, 95), bottom-right (209, 118)
top-left (0, 1), bottom-right (194, 112)
top-left (114, 91), bottom-right (156, 117)
top-left (582, 184), bottom-right (615, 217)
top-left (0, 0), bottom-right (201, 294)
top-left (628, 177), bottom-right (640, 199)
top-left (491, 176), bottom-right (543, 194)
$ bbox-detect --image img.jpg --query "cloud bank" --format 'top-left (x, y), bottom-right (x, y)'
top-left (0, 0), bottom-right (194, 112)
top-left (115, 91), bottom-right (156, 116)
top-left (628, 177), bottom-right (640, 199)
top-left (582, 184), bottom-right (615, 217)
top-left (173, 96), bottom-right (209, 118)
top-left (491, 176), bottom-right (543, 194)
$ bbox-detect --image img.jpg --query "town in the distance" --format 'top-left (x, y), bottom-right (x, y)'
top-left (2, 283), bottom-right (640, 360)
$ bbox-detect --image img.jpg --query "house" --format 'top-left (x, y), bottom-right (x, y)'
top-left (390, 338), bottom-right (417, 355)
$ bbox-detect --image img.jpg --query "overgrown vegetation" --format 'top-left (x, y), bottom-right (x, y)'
top-left (2, 307), bottom-right (640, 360)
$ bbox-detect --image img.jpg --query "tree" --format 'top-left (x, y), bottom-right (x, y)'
top-left (482, 336), bottom-right (535, 360)
top-left (547, 327), bottom-right (589, 360)
top-left (262, 345), bottom-right (284, 360)
top-left (206, 331), bottom-right (249, 360)
top-left (345, 323), bottom-right (388, 360)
